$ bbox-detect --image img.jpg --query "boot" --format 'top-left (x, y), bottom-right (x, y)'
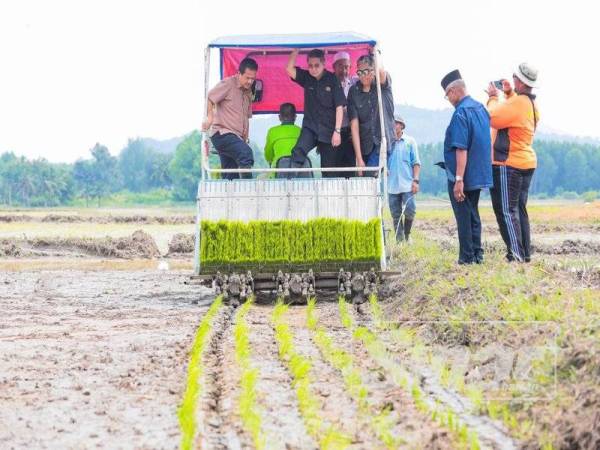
top-left (404, 218), bottom-right (414, 242)
top-left (393, 217), bottom-right (404, 242)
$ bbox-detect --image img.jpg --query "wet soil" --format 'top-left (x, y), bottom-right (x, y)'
top-left (0, 213), bottom-right (195, 225)
top-left (0, 269), bottom-right (213, 449)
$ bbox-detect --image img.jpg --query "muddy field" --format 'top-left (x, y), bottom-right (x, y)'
top-left (1, 203), bottom-right (599, 449)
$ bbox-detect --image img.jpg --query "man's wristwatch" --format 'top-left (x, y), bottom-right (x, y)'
top-left (413, 179), bottom-right (419, 184)
top-left (455, 175), bottom-right (463, 182)
top-left (334, 128), bottom-right (341, 134)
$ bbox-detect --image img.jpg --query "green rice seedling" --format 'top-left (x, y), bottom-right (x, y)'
top-left (234, 297), bottom-right (266, 449)
top-left (199, 218), bottom-right (382, 272)
top-left (271, 299), bottom-right (351, 450)
top-left (307, 298), bottom-right (403, 449)
top-left (345, 296), bottom-right (486, 450)
top-left (178, 296), bottom-right (223, 450)
top-left (465, 386), bottom-right (485, 414)
top-left (338, 296), bottom-right (354, 329)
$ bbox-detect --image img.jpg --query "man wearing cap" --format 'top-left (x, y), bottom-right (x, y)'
top-left (485, 63), bottom-right (540, 263)
top-left (332, 52), bottom-right (359, 173)
top-left (387, 113), bottom-right (420, 242)
top-left (442, 70), bottom-right (492, 264)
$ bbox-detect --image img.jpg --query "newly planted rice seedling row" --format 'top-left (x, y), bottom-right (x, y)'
top-left (233, 297), bottom-right (267, 449)
top-left (271, 300), bottom-right (351, 450)
top-left (178, 296), bottom-right (223, 450)
top-left (339, 297), bottom-right (483, 450)
top-left (200, 218), bottom-right (382, 267)
top-left (306, 298), bottom-right (404, 449)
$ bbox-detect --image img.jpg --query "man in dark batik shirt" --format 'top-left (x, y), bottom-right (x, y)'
top-left (286, 48), bottom-right (346, 177)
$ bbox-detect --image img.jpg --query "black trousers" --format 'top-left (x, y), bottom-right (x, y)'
top-left (337, 127), bottom-right (355, 177)
top-left (448, 182), bottom-right (483, 264)
top-left (291, 128), bottom-right (343, 178)
top-left (490, 165), bottom-right (535, 262)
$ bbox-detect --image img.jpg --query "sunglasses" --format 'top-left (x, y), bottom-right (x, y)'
top-left (356, 69), bottom-right (374, 77)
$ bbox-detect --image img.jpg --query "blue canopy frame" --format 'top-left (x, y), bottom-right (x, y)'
top-left (207, 31), bottom-right (377, 49)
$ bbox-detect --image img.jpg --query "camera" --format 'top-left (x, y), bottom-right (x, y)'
top-left (493, 80), bottom-right (503, 89)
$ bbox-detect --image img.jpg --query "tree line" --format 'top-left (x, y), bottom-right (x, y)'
top-left (417, 140), bottom-right (600, 199)
top-left (1, 136), bottom-right (599, 206)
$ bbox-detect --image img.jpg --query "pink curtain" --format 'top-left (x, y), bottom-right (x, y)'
top-left (221, 44), bottom-right (374, 113)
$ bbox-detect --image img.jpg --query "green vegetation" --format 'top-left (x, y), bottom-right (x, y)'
top-left (3, 132), bottom-right (600, 207)
top-left (234, 297), bottom-right (266, 449)
top-left (0, 129), bottom-right (277, 207)
top-left (272, 300), bottom-right (351, 449)
top-left (386, 232), bottom-right (600, 448)
top-left (418, 140), bottom-right (600, 197)
top-left (340, 296), bottom-right (482, 449)
top-left (178, 296), bottom-right (223, 450)
top-left (306, 298), bottom-right (404, 449)
top-left (199, 218), bottom-right (382, 272)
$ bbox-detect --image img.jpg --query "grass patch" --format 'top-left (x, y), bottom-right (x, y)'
top-left (386, 232), bottom-right (600, 448)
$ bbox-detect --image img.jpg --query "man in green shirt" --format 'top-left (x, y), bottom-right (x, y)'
top-left (264, 103), bottom-right (302, 177)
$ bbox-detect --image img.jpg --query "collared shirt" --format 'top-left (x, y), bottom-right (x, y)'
top-left (264, 122), bottom-right (302, 168)
top-left (292, 67), bottom-right (346, 143)
top-left (443, 95), bottom-right (493, 191)
top-left (487, 91), bottom-right (539, 169)
top-left (388, 134), bottom-right (420, 194)
top-left (347, 73), bottom-right (395, 157)
top-left (339, 75), bottom-right (358, 128)
top-left (207, 75), bottom-right (253, 140)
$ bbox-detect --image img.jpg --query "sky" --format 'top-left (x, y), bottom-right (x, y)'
top-left (0, 0), bottom-right (598, 162)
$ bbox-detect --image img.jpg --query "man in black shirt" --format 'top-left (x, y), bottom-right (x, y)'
top-left (347, 54), bottom-right (395, 176)
top-left (286, 49), bottom-right (346, 178)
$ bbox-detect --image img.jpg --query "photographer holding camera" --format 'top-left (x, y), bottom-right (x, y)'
top-left (486, 63), bottom-right (540, 263)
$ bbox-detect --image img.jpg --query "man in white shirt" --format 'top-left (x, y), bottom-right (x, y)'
top-left (332, 51), bottom-right (359, 175)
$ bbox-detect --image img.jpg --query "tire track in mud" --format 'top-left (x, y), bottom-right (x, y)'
top-left (199, 303), bottom-right (250, 450)
top-left (246, 304), bottom-right (317, 450)
top-left (313, 300), bottom-right (454, 449)
top-left (353, 297), bottom-right (521, 450)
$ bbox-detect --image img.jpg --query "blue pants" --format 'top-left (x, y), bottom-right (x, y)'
top-left (388, 192), bottom-right (416, 241)
top-left (210, 132), bottom-right (254, 180)
top-left (448, 182), bottom-right (483, 264)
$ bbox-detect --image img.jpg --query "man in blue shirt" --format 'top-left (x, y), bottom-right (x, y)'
top-left (388, 113), bottom-right (420, 241)
top-left (441, 70), bottom-right (493, 264)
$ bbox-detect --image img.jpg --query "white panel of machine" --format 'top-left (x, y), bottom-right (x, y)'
top-left (198, 178), bottom-right (380, 222)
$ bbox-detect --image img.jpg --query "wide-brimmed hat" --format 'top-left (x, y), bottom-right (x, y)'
top-left (514, 62), bottom-right (538, 88)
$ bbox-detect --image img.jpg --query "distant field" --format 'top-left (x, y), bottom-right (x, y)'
top-left (416, 199), bottom-right (600, 224)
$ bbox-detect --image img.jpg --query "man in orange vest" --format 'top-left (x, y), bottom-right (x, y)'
top-left (486, 63), bottom-right (540, 262)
